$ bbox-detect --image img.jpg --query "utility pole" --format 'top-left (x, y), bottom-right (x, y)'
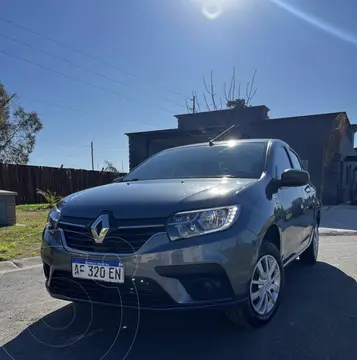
top-left (91, 141), bottom-right (94, 170)
top-left (191, 94), bottom-right (196, 113)
top-left (185, 93), bottom-right (197, 114)
top-left (121, 161), bottom-right (124, 173)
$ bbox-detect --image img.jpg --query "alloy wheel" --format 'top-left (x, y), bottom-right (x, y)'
top-left (249, 255), bottom-right (281, 316)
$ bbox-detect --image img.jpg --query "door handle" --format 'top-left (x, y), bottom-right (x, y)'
top-left (304, 185), bottom-right (311, 193)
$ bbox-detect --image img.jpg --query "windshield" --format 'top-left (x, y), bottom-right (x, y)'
top-left (123, 142), bottom-right (267, 181)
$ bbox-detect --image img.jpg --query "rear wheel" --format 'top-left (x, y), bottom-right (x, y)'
top-left (299, 224), bottom-right (319, 265)
top-left (225, 241), bottom-right (284, 328)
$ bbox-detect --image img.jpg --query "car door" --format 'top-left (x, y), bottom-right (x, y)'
top-left (274, 145), bottom-right (306, 263)
top-left (286, 148), bottom-right (314, 252)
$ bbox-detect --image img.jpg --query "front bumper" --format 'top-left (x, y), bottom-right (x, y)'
top-left (41, 225), bottom-right (259, 311)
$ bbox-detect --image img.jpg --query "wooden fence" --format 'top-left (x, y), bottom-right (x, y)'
top-left (0, 163), bottom-right (127, 204)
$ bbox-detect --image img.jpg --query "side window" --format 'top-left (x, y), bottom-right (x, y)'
top-left (275, 146), bottom-right (292, 179)
top-left (288, 149), bottom-right (302, 170)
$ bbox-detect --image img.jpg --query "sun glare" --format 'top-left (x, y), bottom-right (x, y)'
top-left (190, 0), bottom-right (239, 20)
top-left (226, 139), bottom-right (238, 147)
top-left (202, 1), bottom-right (223, 20)
top-left (270, 0), bottom-right (357, 47)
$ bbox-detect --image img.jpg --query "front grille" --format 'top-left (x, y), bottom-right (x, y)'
top-left (58, 222), bottom-right (165, 254)
top-left (49, 271), bottom-right (174, 307)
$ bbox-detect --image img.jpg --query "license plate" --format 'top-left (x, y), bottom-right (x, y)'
top-left (72, 258), bottom-right (124, 283)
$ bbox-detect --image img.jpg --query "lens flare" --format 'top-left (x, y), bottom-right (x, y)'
top-left (190, 0), bottom-right (237, 20)
top-left (270, 0), bottom-right (357, 46)
top-left (202, 1), bottom-right (223, 19)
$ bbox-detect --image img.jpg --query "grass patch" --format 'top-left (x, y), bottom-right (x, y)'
top-left (0, 206), bottom-right (48, 261)
top-left (17, 203), bottom-right (52, 211)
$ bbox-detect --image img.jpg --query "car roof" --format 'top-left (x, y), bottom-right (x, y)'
top-left (163, 139), bottom-right (287, 151)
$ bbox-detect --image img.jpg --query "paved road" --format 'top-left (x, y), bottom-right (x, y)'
top-left (1, 235), bottom-right (356, 360)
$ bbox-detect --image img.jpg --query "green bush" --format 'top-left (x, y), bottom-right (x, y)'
top-left (36, 188), bottom-right (62, 207)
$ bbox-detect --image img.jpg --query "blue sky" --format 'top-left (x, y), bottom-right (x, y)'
top-left (1, 0), bottom-right (357, 171)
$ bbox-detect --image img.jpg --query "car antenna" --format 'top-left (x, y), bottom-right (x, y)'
top-left (208, 124), bottom-right (236, 146)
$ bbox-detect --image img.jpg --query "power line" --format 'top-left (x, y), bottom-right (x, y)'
top-left (0, 16), bottom-right (186, 98)
top-left (17, 97), bottom-right (155, 129)
top-left (11, 96), bottom-right (153, 149)
top-left (34, 141), bottom-right (127, 151)
top-left (0, 32), bottom-right (131, 86)
top-left (0, 32), bottom-right (186, 109)
top-left (0, 93), bottom-right (15, 108)
top-left (14, 95), bottom-right (131, 149)
top-left (0, 49), bottom-right (175, 114)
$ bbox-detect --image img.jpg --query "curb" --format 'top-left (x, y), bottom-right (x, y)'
top-left (0, 256), bottom-right (42, 275)
top-left (319, 228), bottom-right (357, 236)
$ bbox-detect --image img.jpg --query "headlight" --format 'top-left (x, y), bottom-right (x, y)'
top-left (167, 205), bottom-right (240, 241)
top-left (46, 206), bottom-right (61, 232)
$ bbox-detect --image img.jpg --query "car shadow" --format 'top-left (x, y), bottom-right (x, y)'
top-left (1, 261), bottom-right (357, 360)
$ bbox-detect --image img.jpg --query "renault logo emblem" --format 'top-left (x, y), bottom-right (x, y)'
top-left (90, 214), bottom-right (110, 243)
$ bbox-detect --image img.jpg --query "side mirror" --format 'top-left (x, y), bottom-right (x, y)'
top-left (280, 169), bottom-right (310, 187)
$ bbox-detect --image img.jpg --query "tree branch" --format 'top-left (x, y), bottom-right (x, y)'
top-left (232, 66), bottom-right (236, 100)
top-left (210, 71), bottom-right (217, 110)
top-left (203, 71), bottom-right (218, 110)
top-left (202, 92), bottom-right (211, 111)
top-left (245, 69), bottom-right (257, 106)
top-left (224, 81), bottom-right (229, 103)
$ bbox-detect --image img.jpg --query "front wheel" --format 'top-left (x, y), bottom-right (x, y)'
top-left (299, 224), bottom-right (319, 265)
top-left (225, 242), bottom-right (284, 328)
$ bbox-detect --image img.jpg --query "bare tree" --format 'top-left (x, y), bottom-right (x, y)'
top-left (245, 69), bottom-right (258, 106)
top-left (103, 161), bottom-right (119, 173)
top-left (187, 68), bottom-right (258, 114)
top-left (202, 92), bottom-right (211, 111)
top-left (226, 69), bottom-right (257, 108)
top-left (320, 113), bottom-right (349, 203)
top-left (184, 67), bottom-right (256, 143)
top-left (224, 66), bottom-right (237, 105)
top-left (203, 71), bottom-right (218, 110)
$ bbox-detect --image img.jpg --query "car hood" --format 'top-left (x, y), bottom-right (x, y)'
top-left (60, 178), bottom-right (256, 219)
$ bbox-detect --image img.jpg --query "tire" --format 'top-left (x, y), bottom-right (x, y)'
top-left (225, 241), bottom-right (284, 328)
top-left (299, 224), bottom-right (319, 265)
